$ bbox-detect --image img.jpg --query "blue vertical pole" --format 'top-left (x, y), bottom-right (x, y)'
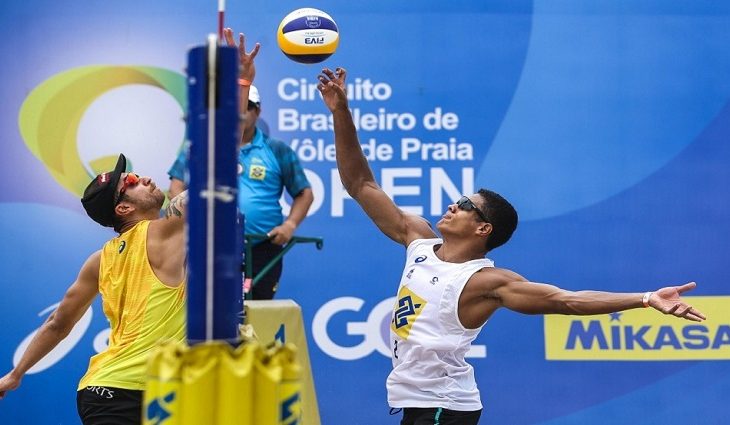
top-left (186, 35), bottom-right (242, 345)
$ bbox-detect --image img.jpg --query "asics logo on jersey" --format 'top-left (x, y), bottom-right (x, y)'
top-left (118, 241), bottom-right (126, 254)
top-left (415, 255), bottom-right (427, 263)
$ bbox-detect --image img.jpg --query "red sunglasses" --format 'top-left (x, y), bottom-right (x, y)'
top-left (115, 173), bottom-right (140, 205)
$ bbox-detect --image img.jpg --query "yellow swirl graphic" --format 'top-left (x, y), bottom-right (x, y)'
top-left (18, 66), bottom-right (186, 195)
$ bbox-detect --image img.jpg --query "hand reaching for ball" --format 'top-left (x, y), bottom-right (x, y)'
top-left (318, 67), bottom-right (348, 113)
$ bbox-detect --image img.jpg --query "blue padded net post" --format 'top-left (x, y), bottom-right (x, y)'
top-left (186, 36), bottom-right (243, 345)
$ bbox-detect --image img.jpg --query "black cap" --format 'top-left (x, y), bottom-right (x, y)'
top-left (81, 154), bottom-right (127, 227)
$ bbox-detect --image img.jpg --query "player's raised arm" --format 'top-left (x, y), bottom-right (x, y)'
top-left (223, 27), bottom-right (260, 138)
top-left (165, 189), bottom-right (189, 220)
top-left (318, 67), bottom-right (434, 246)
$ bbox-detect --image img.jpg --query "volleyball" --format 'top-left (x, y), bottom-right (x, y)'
top-left (276, 8), bottom-right (339, 64)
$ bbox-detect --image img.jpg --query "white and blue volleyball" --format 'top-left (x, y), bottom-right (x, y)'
top-left (277, 8), bottom-right (339, 64)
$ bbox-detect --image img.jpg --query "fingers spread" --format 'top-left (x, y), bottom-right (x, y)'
top-left (677, 281), bottom-right (697, 294)
top-left (684, 305), bottom-right (707, 321)
top-left (662, 303), bottom-right (679, 316)
top-left (249, 42), bottom-right (261, 59)
top-left (672, 303), bottom-right (707, 322)
top-left (224, 28), bottom-right (234, 46)
top-left (238, 33), bottom-right (246, 53)
top-left (676, 304), bottom-right (693, 317)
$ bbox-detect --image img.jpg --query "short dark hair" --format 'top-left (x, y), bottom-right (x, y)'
top-left (477, 188), bottom-right (518, 251)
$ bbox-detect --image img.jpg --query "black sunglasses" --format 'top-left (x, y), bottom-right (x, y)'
top-left (456, 196), bottom-right (490, 223)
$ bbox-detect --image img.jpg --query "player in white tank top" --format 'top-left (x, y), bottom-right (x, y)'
top-left (317, 67), bottom-right (707, 425)
top-left (388, 238), bottom-right (493, 411)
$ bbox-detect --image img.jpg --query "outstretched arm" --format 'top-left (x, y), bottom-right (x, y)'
top-left (490, 271), bottom-right (706, 322)
top-left (223, 27), bottom-right (260, 143)
top-left (317, 68), bottom-right (434, 246)
top-left (0, 252), bottom-right (100, 399)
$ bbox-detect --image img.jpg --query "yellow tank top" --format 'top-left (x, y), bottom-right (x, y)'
top-left (78, 220), bottom-right (186, 390)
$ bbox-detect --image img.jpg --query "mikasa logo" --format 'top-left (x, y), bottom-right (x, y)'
top-left (545, 297), bottom-right (730, 361)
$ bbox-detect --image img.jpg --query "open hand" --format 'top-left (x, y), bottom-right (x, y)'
top-left (649, 282), bottom-right (706, 322)
top-left (223, 28), bottom-right (261, 82)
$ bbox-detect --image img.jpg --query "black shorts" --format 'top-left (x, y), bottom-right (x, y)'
top-left (399, 407), bottom-right (482, 425)
top-left (77, 386), bottom-right (143, 425)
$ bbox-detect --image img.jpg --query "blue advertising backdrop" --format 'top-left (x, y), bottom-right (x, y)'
top-left (1, 1), bottom-right (729, 424)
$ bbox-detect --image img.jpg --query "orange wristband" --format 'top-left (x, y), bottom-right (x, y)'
top-left (238, 78), bottom-right (252, 87)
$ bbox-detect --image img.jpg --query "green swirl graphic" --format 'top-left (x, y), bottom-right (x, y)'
top-left (18, 66), bottom-right (186, 195)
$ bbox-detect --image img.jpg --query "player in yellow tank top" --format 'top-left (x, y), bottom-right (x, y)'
top-left (0, 153), bottom-right (191, 425)
top-left (0, 38), bottom-right (260, 424)
top-left (78, 220), bottom-right (186, 391)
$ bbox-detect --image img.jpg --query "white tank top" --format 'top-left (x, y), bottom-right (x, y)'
top-left (387, 238), bottom-right (494, 411)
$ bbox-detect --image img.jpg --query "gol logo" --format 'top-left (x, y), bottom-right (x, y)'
top-left (312, 297), bottom-right (487, 360)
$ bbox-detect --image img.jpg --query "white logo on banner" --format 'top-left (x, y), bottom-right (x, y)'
top-left (312, 297), bottom-right (487, 360)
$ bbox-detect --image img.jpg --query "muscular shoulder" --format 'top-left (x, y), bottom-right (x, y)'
top-left (404, 214), bottom-right (437, 244)
top-left (469, 267), bottom-right (525, 295)
top-left (78, 250), bottom-right (102, 283)
top-left (85, 250), bottom-right (102, 269)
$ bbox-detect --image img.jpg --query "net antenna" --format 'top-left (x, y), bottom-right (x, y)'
top-left (217, 0), bottom-right (225, 42)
